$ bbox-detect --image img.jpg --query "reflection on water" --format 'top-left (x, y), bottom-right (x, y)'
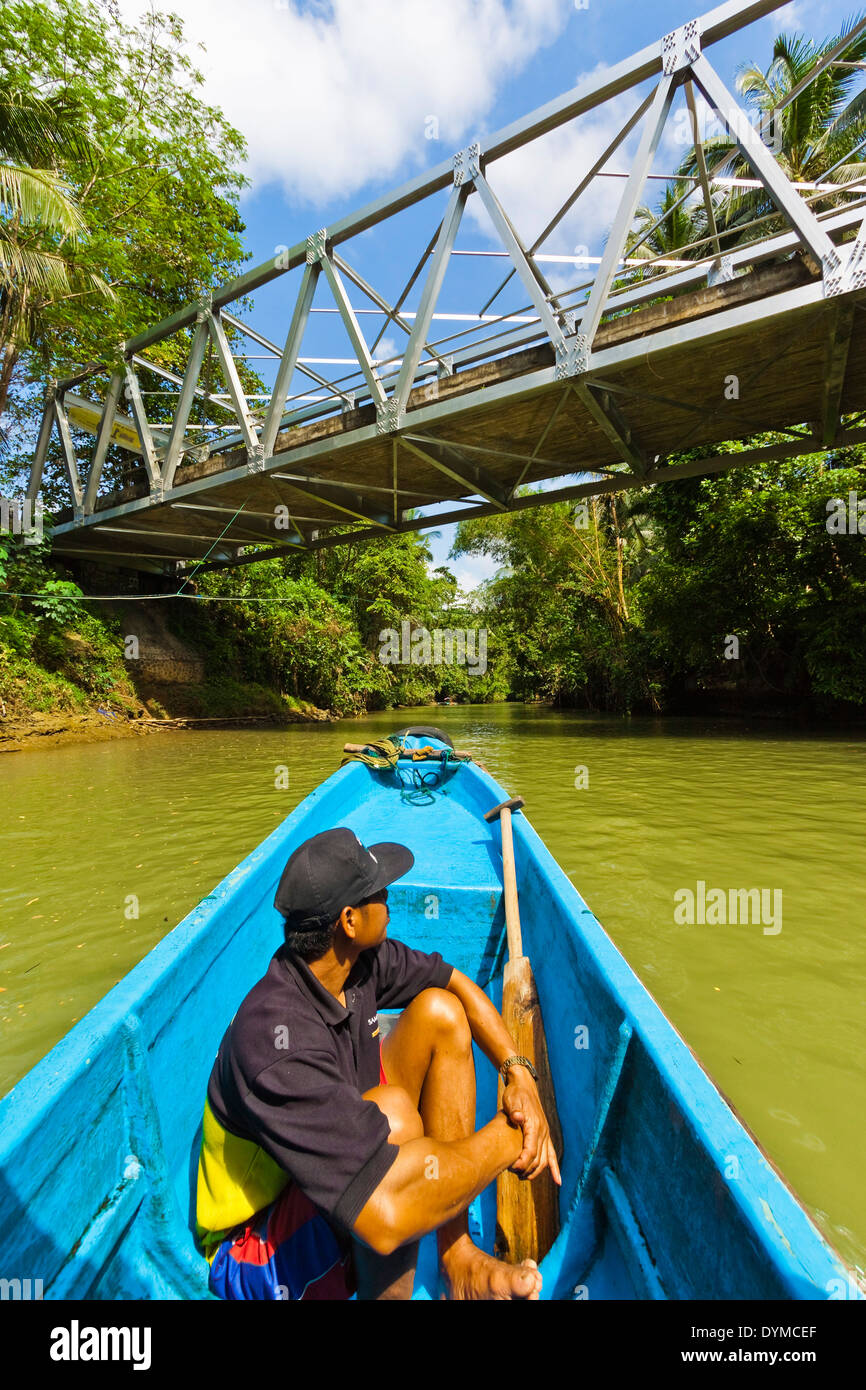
top-left (2, 703), bottom-right (865, 1270)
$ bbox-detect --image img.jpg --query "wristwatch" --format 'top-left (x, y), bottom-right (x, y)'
top-left (499, 1054), bottom-right (538, 1082)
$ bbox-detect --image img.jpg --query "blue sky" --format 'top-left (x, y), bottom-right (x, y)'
top-left (121, 0), bottom-right (850, 587)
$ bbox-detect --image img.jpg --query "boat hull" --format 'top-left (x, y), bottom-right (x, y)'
top-left (0, 737), bottom-right (859, 1300)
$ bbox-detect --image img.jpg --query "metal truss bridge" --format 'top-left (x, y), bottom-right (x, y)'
top-left (25, 0), bottom-right (866, 574)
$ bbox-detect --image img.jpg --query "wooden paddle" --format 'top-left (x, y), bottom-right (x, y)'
top-left (484, 796), bottom-right (563, 1266)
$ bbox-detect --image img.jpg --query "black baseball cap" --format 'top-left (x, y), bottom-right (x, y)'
top-left (274, 827), bottom-right (414, 925)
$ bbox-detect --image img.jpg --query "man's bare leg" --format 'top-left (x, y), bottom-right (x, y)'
top-left (381, 988), bottom-right (542, 1301)
top-left (355, 1085), bottom-right (421, 1300)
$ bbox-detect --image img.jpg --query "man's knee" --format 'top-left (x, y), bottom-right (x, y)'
top-left (412, 987), bottom-right (471, 1048)
top-left (364, 1084), bottom-right (424, 1145)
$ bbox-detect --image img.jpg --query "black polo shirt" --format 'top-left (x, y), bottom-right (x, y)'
top-left (206, 937), bottom-right (454, 1232)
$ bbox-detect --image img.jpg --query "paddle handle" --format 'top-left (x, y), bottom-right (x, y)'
top-left (499, 805), bottom-right (523, 961)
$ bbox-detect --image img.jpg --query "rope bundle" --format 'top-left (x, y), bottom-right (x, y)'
top-left (340, 737), bottom-right (472, 805)
top-left (341, 738), bottom-right (471, 770)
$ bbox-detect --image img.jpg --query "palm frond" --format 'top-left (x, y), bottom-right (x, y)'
top-left (0, 163), bottom-right (85, 237)
top-left (0, 230), bottom-right (74, 299)
top-left (822, 83), bottom-right (866, 147)
top-left (736, 62), bottom-right (777, 106)
top-left (0, 86), bottom-right (99, 169)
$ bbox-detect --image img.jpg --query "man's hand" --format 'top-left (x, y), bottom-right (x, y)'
top-left (443, 967), bottom-right (562, 1188)
top-left (501, 1069), bottom-right (562, 1186)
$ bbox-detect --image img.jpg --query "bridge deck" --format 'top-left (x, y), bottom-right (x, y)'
top-left (51, 259), bottom-right (866, 571)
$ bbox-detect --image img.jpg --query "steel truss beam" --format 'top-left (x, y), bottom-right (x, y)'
top-left (688, 53), bottom-right (840, 280)
top-left (390, 183), bottom-right (468, 423)
top-left (168, 504), bottom-right (307, 548)
top-left (123, 363), bottom-right (162, 492)
top-left (566, 72), bottom-right (677, 373)
top-left (572, 383), bottom-right (651, 475)
top-left (472, 167), bottom-right (569, 362)
top-left (35, 0), bottom-right (866, 567)
top-left (399, 436), bottom-right (509, 509)
top-left (223, 304), bottom-right (354, 415)
top-left (97, 1), bottom-right (783, 363)
top-left (83, 371), bottom-right (124, 513)
top-left (331, 250), bottom-right (450, 380)
top-left (49, 264), bottom-right (854, 546)
top-left (206, 311), bottom-right (262, 461)
top-left (97, 523), bottom-right (283, 549)
top-left (261, 262), bottom-right (320, 458)
top-left (132, 352), bottom-right (227, 414)
top-left (270, 472), bottom-right (395, 529)
top-left (403, 429), bottom-right (585, 474)
top-left (196, 431), bottom-right (866, 571)
top-left (172, 501), bottom-right (327, 524)
top-left (262, 469), bottom-right (445, 501)
top-left (26, 386), bottom-right (57, 504)
top-left (60, 546), bottom-right (234, 565)
top-left (155, 201), bottom-right (866, 471)
top-left (684, 80), bottom-right (722, 266)
top-left (510, 388), bottom-right (576, 494)
top-left (54, 395), bottom-right (84, 514)
top-left (480, 88), bottom-right (657, 317)
top-left (49, 2), bottom-right (794, 381)
top-left (162, 316), bottom-right (211, 490)
top-left (317, 249), bottom-right (388, 413)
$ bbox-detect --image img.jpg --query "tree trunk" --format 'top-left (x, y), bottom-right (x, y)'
top-left (610, 498), bottom-right (629, 621)
top-left (0, 343), bottom-right (20, 420)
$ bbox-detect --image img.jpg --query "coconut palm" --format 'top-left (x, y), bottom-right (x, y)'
top-left (623, 178), bottom-right (712, 273)
top-left (675, 15), bottom-right (866, 243)
top-left (0, 82), bottom-right (110, 414)
top-left (1, 86), bottom-right (89, 300)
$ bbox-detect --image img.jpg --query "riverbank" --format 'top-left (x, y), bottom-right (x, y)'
top-left (0, 586), bottom-right (339, 752)
top-left (0, 697), bottom-right (334, 753)
top-left (6, 686), bottom-right (866, 754)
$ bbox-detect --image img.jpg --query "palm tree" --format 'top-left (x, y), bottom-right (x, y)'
top-left (0, 83), bottom-right (110, 416)
top-left (675, 15), bottom-right (866, 244)
top-left (623, 179), bottom-right (711, 274)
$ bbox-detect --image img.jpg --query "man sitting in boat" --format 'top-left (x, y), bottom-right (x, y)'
top-left (196, 826), bottom-right (560, 1300)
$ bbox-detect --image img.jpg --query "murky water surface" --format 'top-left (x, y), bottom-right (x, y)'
top-left (2, 705), bottom-right (864, 1270)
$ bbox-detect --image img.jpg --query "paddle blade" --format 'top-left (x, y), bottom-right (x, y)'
top-left (495, 955), bottom-right (563, 1266)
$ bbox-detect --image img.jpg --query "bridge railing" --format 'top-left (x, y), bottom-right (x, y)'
top-left (25, 0), bottom-right (866, 552)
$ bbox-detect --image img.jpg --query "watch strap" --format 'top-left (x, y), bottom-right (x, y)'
top-left (500, 1054), bottom-right (538, 1082)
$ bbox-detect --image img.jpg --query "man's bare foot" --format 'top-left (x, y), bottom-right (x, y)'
top-left (439, 1234), bottom-right (542, 1300)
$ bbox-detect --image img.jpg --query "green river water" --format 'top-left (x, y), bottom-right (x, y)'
top-left (2, 703), bottom-right (864, 1274)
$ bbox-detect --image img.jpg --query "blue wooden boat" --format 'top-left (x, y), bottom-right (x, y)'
top-left (0, 730), bottom-right (860, 1300)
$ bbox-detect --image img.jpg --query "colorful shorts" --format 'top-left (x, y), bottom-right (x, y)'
top-left (208, 1183), bottom-right (356, 1301)
top-left (208, 1043), bottom-right (389, 1301)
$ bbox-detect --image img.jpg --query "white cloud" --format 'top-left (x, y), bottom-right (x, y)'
top-left (762, 1), bottom-right (806, 34)
top-left (375, 335), bottom-right (399, 368)
top-left (756, 0), bottom-right (853, 50)
top-left (450, 560), bottom-right (498, 593)
top-left (430, 534), bottom-right (498, 592)
top-left (466, 70), bottom-right (641, 264)
top-left (120, 0), bottom-right (572, 206)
